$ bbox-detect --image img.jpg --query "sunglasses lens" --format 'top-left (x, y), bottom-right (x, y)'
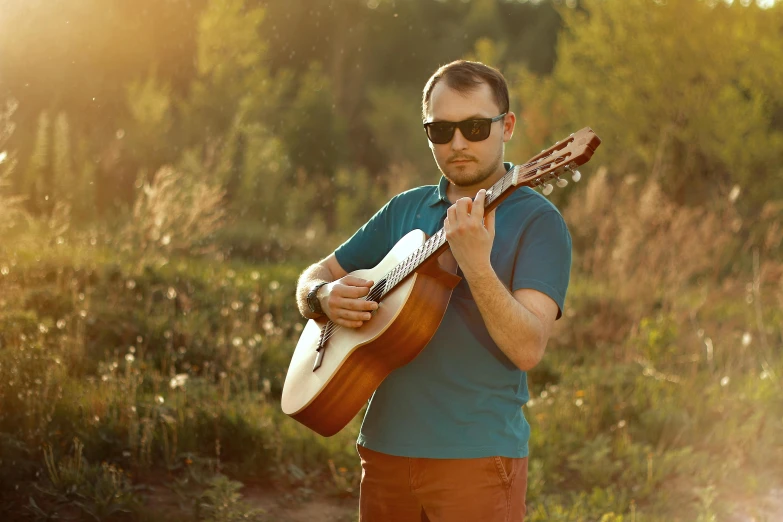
top-left (460, 120), bottom-right (491, 142)
top-left (426, 123), bottom-right (455, 144)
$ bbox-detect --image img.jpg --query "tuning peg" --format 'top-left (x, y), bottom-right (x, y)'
top-left (542, 183), bottom-right (554, 196)
top-left (565, 163), bottom-right (582, 182)
top-left (556, 178), bottom-right (568, 188)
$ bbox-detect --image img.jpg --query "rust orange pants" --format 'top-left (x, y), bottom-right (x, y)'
top-left (357, 444), bottom-right (528, 522)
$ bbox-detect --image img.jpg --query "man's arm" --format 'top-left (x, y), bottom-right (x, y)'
top-left (296, 253), bottom-right (378, 328)
top-left (444, 189), bottom-right (561, 371)
top-left (466, 273), bottom-right (558, 371)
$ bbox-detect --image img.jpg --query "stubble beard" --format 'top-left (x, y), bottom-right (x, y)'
top-left (439, 149), bottom-right (503, 188)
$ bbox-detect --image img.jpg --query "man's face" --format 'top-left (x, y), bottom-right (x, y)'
top-left (425, 80), bottom-right (513, 188)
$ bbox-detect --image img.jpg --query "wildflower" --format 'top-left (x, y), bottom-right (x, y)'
top-left (741, 332), bottom-right (752, 347)
top-left (251, 271), bottom-right (260, 281)
top-left (167, 287), bottom-right (177, 299)
top-left (269, 281), bottom-right (280, 291)
top-left (169, 374), bottom-right (188, 390)
top-left (720, 376), bottom-right (730, 387)
top-left (156, 395), bottom-right (164, 404)
top-left (575, 390), bottom-right (585, 398)
top-left (728, 185), bottom-right (741, 203)
top-left (575, 399), bottom-right (584, 407)
top-left (125, 353), bottom-right (135, 363)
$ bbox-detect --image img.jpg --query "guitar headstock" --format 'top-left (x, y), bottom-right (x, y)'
top-left (510, 127), bottom-right (601, 196)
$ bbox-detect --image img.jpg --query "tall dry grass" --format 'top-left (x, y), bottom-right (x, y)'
top-left (120, 165), bottom-right (226, 265)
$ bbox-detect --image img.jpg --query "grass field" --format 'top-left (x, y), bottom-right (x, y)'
top-left (0, 221), bottom-right (781, 521)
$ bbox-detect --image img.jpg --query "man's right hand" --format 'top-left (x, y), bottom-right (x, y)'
top-left (320, 275), bottom-right (379, 328)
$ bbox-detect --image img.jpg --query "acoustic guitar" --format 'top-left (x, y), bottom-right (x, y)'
top-left (281, 127), bottom-right (601, 436)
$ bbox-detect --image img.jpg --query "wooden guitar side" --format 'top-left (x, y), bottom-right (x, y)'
top-left (280, 230), bottom-right (461, 437)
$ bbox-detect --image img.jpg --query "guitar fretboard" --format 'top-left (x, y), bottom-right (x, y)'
top-left (368, 165), bottom-right (520, 303)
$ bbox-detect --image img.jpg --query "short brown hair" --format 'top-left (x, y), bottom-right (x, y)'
top-left (421, 60), bottom-right (510, 120)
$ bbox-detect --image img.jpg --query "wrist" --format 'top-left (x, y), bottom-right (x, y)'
top-left (461, 261), bottom-right (494, 283)
top-left (306, 281), bottom-right (329, 315)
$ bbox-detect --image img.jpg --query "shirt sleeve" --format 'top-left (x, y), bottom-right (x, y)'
top-left (511, 210), bottom-right (572, 319)
top-left (334, 197), bottom-right (397, 273)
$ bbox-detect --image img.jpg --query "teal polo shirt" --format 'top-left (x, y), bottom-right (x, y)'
top-left (334, 163), bottom-right (572, 459)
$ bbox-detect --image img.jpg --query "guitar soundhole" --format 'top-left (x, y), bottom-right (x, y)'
top-left (368, 278), bottom-right (387, 304)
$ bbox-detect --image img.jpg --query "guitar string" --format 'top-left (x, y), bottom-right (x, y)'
top-left (314, 153), bottom-right (566, 347)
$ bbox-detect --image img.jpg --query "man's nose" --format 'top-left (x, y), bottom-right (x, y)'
top-left (450, 127), bottom-right (469, 151)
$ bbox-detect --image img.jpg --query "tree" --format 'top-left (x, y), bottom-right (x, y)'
top-left (510, 0), bottom-right (783, 211)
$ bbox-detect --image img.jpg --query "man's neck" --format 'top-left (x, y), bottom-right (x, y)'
top-left (445, 163), bottom-right (508, 204)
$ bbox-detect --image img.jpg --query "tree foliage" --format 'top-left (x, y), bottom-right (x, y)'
top-left (0, 0), bottom-right (780, 258)
top-left (513, 0), bottom-right (783, 210)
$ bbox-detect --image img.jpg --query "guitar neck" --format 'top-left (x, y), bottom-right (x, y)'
top-left (374, 166), bottom-right (521, 300)
top-left (364, 127), bottom-right (601, 304)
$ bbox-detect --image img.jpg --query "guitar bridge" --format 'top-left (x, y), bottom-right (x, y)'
top-left (312, 322), bottom-right (329, 371)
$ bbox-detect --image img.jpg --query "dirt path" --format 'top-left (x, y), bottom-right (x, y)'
top-left (242, 486), bottom-right (358, 522)
top-left (142, 483), bottom-right (358, 522)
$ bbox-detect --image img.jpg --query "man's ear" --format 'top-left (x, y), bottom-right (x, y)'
top-left (503, 112), bottom-right (516, 143)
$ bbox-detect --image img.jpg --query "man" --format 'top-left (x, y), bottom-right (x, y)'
top-left (295, 60), bottom-right (571, 522)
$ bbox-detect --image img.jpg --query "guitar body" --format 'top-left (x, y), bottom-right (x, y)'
top-left (280, 229), bottom-right (461, 437)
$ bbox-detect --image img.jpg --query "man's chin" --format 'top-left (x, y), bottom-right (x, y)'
top-left (443, 167), bottom-right (491, 188)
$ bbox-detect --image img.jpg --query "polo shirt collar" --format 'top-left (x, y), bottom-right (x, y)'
top-left (426, 175), bottom-right (451, 207)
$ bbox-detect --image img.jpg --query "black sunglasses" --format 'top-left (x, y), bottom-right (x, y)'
top-left (423, 113), bottom-right (507, 144)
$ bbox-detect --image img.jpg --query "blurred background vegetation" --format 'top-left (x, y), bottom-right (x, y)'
top-left (0, 0), bottom-right (782, 520)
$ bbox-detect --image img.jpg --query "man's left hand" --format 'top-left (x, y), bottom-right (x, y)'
top-left (444, 189), bottom-right (496, 280)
